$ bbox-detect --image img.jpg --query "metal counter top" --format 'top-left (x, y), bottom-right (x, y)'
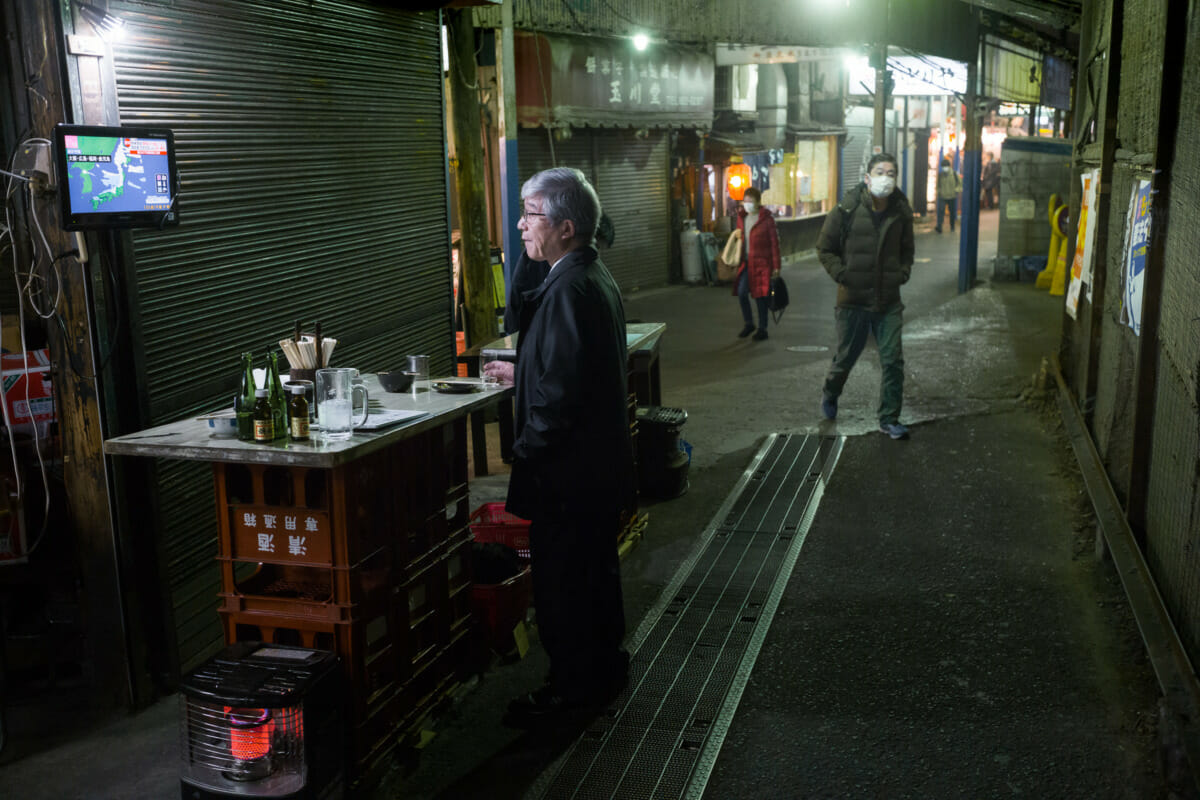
top-left (103, 374), bottom-right (513, 469)
top-left (479, 321), bottom-right (665, 360)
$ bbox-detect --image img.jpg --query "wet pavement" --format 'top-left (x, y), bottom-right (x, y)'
top-left (0, 209), bottom-right (1167, 798)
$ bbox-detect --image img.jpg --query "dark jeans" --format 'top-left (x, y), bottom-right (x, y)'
top-left (936, 197), bottom-right (958, 231)
top-left (528, 507), bottom-right (627, 702)
top-left (822, 305), bottom-right (905, 425)
top-left (736, 269), bottom-right (768, 331)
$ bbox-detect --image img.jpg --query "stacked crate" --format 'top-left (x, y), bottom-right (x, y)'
top-left (213, 417), bottom-right (476, 780)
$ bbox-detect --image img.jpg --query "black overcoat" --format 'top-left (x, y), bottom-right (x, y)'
top-left (505, 246), bottom-right (635, 521)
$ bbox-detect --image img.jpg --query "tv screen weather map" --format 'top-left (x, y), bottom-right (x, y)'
top-left (63, 134), bottom-right (172, 215)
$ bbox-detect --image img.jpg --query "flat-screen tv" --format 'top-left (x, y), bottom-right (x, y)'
top-left (53, 123), bottom-right (179, 231)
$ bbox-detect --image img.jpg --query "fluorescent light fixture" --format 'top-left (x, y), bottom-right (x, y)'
top-left (632, 33), bottom-right (649, 51)
top-left (76, 2), bottom-right (126, 42)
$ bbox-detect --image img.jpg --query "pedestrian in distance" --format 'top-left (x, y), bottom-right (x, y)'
top-left (981, 152), bottom-right (1001, 210)
top-left (935, 156), bottom-right (962, 233)
top-left (498, 167), bottom-right (634, 727)
top-left (816, 152), bottom-right (915, 440)
top-left (732, 186), bottom-right (781, 342)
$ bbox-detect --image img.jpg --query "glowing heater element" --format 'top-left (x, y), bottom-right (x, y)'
top-left (225, 707), bottom-right (274, 762)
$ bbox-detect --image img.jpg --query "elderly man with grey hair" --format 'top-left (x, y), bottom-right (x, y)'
top-left (496, 167), bottom-right (633, 727)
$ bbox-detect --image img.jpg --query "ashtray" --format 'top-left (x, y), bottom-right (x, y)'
top-left (432, 381), bottom-right (479, 394)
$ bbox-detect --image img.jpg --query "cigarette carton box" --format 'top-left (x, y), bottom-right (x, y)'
top-left (1, 349), bottom-right (56, 433)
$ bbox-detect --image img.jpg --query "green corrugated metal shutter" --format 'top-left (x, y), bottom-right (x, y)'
top-left (107, 0), bottom-right (451, 675)
top-left (517, 128), bottom-right (669, 292)
top-left (593, 130), bottom-right (669, 291)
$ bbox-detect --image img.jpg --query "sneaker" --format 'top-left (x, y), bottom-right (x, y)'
top-left (879, 422), bottom-right (910, 440)
top-left (738, 324), bottom-right (755, 338)
top-left (821, 396), bottom-right (837, 420)
top-left (752, 329), bottom-right (768, 341)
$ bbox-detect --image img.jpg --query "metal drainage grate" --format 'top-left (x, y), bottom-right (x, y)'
top-left (528, 433), bottom-right (844, 800)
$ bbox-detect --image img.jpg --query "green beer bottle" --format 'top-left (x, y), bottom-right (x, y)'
top-left (236, 352), bottom-right (256, 441)
top-left (267, 351), bottom-right (287, 441)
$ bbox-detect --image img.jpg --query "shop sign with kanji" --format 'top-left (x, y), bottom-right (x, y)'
top-left (231, 505), bottom-right (332, 565)
top-left (515, 31), bottom-right (714, 129)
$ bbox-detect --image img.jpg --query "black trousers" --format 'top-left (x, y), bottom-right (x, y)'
top-left (529, 508), bottom-right (627, 702)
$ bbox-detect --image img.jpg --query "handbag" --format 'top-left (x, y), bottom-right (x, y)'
top-left (768, 274), bottom-right (789, 323)
top-left (719, 230), bottom-right (742, 267)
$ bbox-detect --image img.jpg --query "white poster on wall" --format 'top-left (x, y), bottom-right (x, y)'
top-left (1066, 169), bottom-right (1100, 319)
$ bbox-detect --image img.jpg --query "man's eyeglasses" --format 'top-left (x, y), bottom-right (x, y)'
top-left (521, 209), bottom-right (547, 220)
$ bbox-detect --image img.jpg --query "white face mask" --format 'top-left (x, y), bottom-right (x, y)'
top-left (868, 175), bottom-right (896, 198)
top-left (743, 201), bottom-right (758, 213)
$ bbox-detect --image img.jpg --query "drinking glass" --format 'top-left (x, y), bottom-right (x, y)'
top-left (406, 354), bottom-right (429, 384)
top-left (315, 368), bottom-right (368, 440)
top-left (479, 356), bottom-right (499, 390)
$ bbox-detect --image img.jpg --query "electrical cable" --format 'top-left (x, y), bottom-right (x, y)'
top-left (52, 234), bottom-right (122, 382)
top-left (533, 31), bottom-right (557, 166)
top-left (1, 137), bottom-right (66, 559)
top-left (557, 0), bottom-right (589, 34)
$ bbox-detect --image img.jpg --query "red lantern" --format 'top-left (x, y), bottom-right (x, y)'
top-left (726, 163), bottom-right (751, 202)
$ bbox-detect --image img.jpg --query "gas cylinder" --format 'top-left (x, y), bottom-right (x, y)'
top-left (680, 220), bottom-right (703, 284)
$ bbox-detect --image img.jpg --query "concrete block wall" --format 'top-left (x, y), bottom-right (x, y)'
top-left (995, 137), bottom-right (1072, 258)
top-left (1073, 0), bottom-right (1200, 666)
top-left (1143, 0), bottom-right (1200, 665)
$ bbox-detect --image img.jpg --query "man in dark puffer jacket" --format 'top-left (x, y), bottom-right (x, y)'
top-left (815, 152), bottom-right (915, 440)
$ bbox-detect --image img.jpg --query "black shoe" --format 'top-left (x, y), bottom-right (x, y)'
top-left (503, 684), bottom-right (602, 728)
top-left (935, 228), bottom-right (942, 233)
top-left (738, 324), bottom-right (755, 338)
top-left (752, 329), bottom-right (768, 341)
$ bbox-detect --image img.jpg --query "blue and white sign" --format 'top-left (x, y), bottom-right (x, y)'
top-left (1121, 179), bottom-right (1152, 336)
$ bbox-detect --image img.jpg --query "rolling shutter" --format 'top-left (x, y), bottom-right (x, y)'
top-left (518, 128), bottom-right (670, 291)
top-left (593, 130), bottom-right (670, 291)
top-left (108, 0), bottom-right (451, 674)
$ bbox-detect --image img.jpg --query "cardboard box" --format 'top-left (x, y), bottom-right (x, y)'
top-left (1, 349), bottom-right (56, 433)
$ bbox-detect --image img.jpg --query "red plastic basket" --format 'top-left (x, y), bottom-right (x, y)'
top-left (468, 502), bottom-right (531, 559)
top-left (471, 566), bottom-right (532, 652)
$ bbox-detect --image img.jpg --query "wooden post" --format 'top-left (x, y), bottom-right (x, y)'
top-left (447, 9), bottom-right (496, 350)
top-left (9, 0), bottom-right (134, 707)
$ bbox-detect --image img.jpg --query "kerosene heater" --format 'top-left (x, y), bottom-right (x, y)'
top-left (179, 642), bottom-right (344, 799)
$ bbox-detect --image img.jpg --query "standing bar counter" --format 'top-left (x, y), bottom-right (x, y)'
top-left (469, 321), bottom-right (667, 464)
top-left (104, 322), bottom-right (665, 781)
top-left (105, 374), bottom-right (513, 779)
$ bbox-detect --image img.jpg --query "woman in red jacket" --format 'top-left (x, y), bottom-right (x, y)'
top-left (733, 187), bottom-right (781, 341)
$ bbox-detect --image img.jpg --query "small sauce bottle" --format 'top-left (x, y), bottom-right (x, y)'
top-left (252, 387), bottom-right (275, 443)
top-left (288, 384), bottom-right (310, 441)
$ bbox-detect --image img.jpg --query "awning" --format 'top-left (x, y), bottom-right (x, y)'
top-left (516, 31), bottom-right (714, 130)
top-left (786, 123), bottom-right (847, 137)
